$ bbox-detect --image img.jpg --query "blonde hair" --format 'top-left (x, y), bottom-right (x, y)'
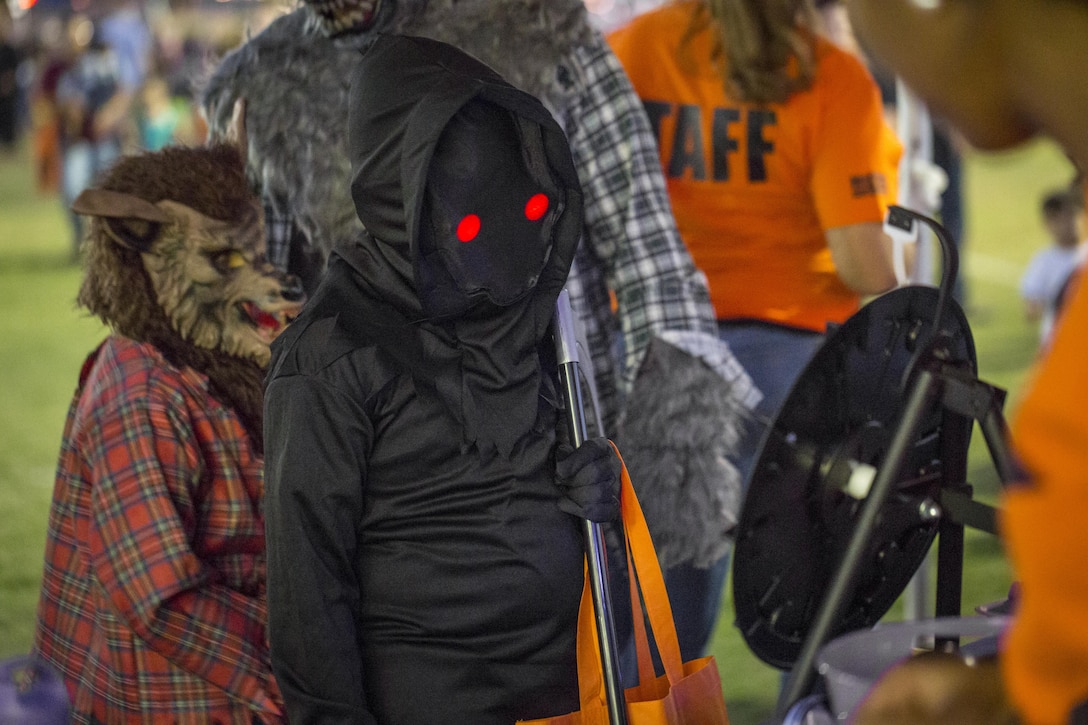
top-left (682, 0), bottom-right (819, 105)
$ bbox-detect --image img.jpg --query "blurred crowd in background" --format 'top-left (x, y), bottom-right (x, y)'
top-left (0, 0), bottom-right (1076, 339)
top-left (0, 0), bottom-right (647, 163)
top-left (0, 0), bottom-right (291, 256)
top-left (1, 1), bottom-right (283, 153)
top-left (0, 0), bottom-right (658, 256)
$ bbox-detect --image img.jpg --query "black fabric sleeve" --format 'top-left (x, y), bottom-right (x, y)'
top-left (263, 372), bottom-right (377, 725)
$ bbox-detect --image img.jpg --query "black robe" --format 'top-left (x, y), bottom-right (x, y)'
top-left (263, 35), bottom-right (586, 724)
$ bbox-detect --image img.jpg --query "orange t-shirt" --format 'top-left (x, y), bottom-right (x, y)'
top-left (1002, 265), bottom-right (1088, 724)
top-left (608, 1), bottom-right (901, 332)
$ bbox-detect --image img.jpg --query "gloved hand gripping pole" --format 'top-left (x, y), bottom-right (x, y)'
top-left (554, 289), bottom-right (629, 725)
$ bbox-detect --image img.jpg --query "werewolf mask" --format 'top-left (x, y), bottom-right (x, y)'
top-left (303, 0), bottom-right (387, 35)
top-left (73, 144), bottom-right (304, 368)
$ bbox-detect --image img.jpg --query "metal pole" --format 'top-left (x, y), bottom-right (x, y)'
top-left (896, 79), bottom-right (936, 286)
top-left (896, 84), bottom-right (939, 618)
top-left (554, 289), bottom-right (628, 725)
top-left (889, 203), bottom-right (962, 624)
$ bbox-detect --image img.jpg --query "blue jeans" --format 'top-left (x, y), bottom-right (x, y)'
top-left (720, 321), bottom-right (826, 471)
top-left (617, 321), bottom-right (824, 685)
top-left (720, 322), bottom-right (824, 689)
top-left (62, 138), bottom-right (121, 254)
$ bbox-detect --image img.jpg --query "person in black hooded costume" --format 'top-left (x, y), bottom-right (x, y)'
top-left (262, 34), bottom-right (621, 724)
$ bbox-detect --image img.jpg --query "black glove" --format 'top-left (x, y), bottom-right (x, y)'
top-left (554, 437), bottom-right (621, 522)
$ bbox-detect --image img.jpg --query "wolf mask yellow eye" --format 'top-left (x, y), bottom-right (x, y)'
top-left (215, 250), bottom-right (247, 271)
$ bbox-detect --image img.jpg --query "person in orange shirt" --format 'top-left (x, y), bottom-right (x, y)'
top-left (842, 1), bottom-right (1088, 723)
top-left (608, 0), bottom-right (900, 665)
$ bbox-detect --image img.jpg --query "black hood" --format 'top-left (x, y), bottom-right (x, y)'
top-left (336, 34), bottom-right (583, 458)
top-left (347, 33), bottom-right (582, 322)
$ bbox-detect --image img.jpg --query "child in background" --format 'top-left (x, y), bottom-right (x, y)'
top-left (1020, 188), bottom-right (1084, 345)
top-left (136, 74), bottom-right (178, 150)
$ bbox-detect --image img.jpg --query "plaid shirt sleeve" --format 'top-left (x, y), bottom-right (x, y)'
top-left (84, 372), bottom-right (280, 716)
top-left (562, 35), bottom-right (758, 405)
top-left (264, 195), bottom-right (295, 272)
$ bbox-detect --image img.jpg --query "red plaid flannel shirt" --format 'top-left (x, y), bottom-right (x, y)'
top-left (34, 336), bottom-right (284, 724)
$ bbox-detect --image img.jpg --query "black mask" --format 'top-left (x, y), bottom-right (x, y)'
top-left (417, 100), bottom-right (563, 319)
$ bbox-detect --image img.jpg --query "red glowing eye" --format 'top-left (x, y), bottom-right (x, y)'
top-left (525, 193), bottom-right (549, 222)
top-left (456, 214), bottom-right (481, 242)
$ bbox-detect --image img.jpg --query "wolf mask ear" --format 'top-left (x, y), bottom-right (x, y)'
top-left (72, 189), bottom-right (171, 252)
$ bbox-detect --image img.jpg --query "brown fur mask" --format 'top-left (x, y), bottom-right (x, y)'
top-left (74, 143), bottom-right (304, 450)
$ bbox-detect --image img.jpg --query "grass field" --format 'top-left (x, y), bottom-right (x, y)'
top-left (0, 134), bottom-right (1075, 724)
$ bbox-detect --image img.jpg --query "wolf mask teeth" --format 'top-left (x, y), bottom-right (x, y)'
top-left (304, 0), bottom-right (382, 35)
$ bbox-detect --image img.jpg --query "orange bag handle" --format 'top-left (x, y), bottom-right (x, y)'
top-left (574, 443), bottom-right (685, 711)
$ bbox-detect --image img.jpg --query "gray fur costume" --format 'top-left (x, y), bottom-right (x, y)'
top-left (202, 0), bottom-right (758, 581)
top-left (202, 1), bottom-right (590, 274)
